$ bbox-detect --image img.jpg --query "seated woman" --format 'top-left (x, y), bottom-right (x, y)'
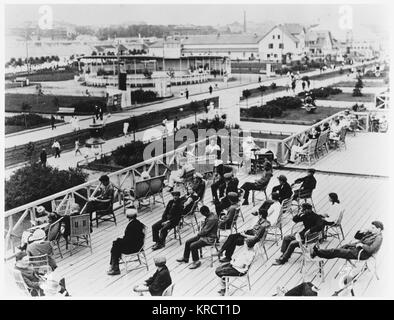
top-left (181, 186), bottom-right (200, 216)
top-left (329, 119), bottom-right (342, 140)
top-left (167, 157), bottom-right (195, 191)
top-left (288, 138), bottom-right (313, 164)
top-left (320, 193), bottom-right (342, 227)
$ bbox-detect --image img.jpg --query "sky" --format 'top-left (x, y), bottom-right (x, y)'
top-left (4, 2), bottom-right (390, 30)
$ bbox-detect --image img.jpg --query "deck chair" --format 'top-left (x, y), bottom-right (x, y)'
top-left (324, 209), bottom-right (345, 242)
top-left (296, 232), bottom-right (325, 282)
top-left (69, 214), bottom-right (92, 256)
top-left (251, 183), bottom-right (269, 206)
top-left (28, 254), bottom-right (51, 275)
top-left (47, 217), bottom-right (64, 258)
top-left (292, 188), bottom-right (316, 215)
top-left (180, 198), bottom-right (200, 233)
top-left (255, 228), bottom-right (269, 262)
top-left (314, 131), bottom-right (329, 158)
top-left (224, 254), bottom-right (255, 296)
top-left (298, 139), bottom-right (318, 166)
top-left (94, 200), bottom-right (116, 228)
top-left (337, 127), bottom-right (347, 150)
top-left (199, 235), bottom-right (220, 267)
top-left (175, 169), bottom-right (196, 193)
top-left (162, 283), bottom-right (175, 296)
top-left (12, 269), bottom-right (35, 296)
top-left (266, 199), bottom-right (291, 245)
top-left (121, 227), bottom-right (149, 273)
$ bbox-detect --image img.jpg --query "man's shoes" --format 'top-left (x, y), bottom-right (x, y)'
top-left (189, 261), bottom-right (202, 269)
top-left (107, 268), bottom-right (121, 276)
top-left (219, 257), bottom-right (231, 263)
top-left (251, 211), bottom-right (258, 216)
top-left (176, 257), bottom-right (188, 263)
top-left (152, 243), bottom-right (164, 251)
top-left (273, 258), bottom-right (286, 266)
top-left (242, 200), bottom-right (249, 206)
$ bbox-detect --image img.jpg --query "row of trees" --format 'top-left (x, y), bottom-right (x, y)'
top-left (5, 56), bottom-right (60, 68)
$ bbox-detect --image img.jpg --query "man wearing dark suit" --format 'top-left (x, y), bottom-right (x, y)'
top-left (241, 165), bottom-right (273, 205)
top-left (192, 173), bottom-right (206, 200)
top-left (152, 191), bottom-right (183, 250)
top-left (214, 173), bottom-right (239, 214)
top-left (107, 209), bottom-right (145, 275)
top-left (211, 160), bottom-right (233, 202)
top-left (176, 206), bottom-right (219, 269)
top-left (133, 256), bottom-right (172, 296)
top-left (292, 169), bottom-right (317, 200)
top-left (272, 175), bottom-right (293, 203)
top-left (273, 203), bottom-right (324, 265)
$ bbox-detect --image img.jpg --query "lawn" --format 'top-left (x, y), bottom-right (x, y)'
top-left (317, 92), bottom-right (375, 102)
top-left (241, 106), bottom-right (343, 125)
top-left (333, 81), bottom-right (387, 87)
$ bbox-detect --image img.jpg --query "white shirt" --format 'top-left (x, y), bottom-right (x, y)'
top-left (231, 249), bottom-right (255, 274)
top-left (242, 141), bottom-right (257, 160)
top-left (52, 142), bottom-right (60, 149)
top-left (267, 201), bottom-right (282, 225)
top-left (205, 144), bottom-right (220, 155)
top-left (324, 203), bottom-right (341, 223)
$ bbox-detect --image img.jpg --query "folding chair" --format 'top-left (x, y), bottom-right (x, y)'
top-left (180, 198), bottom-right (200, 233)
top-left (69, 214), bottom-right (92, 255)
top-left (218, 207), bottom-right (240, 239)
top-left (12, 269), bottom-right (36, 296)
top-left (298, 139), bottom-right (318, 166)
top-left (255, 229), bottom-right (269, 262)
top-left (237, 189), bottom-right (245, 221)
top-left (95, 200), bottom-right (117, 228)
top-left (324, 209), bottom-right (345, 242)
top-left (28, 254), bottom-right (51, 276)
top-left (47, 217), bottom-right (64, 258)
top-left (251, 185), bottom-right (269, 206)
top-left (162, 283), bottom-right (175, 296)
top-left (199, 237), bottom-right (220, 267)
top-left (224, 254), bottom-right (255, 296)
top-left (266, 200), bottom-right (290, 245)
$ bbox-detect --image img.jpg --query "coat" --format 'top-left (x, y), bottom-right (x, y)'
top-left (272, 182), bottom-right (293, 203)
top-left (224, 178), bottom-right (239, 195)
top-left (119, 219), bottom-right (145, 253)
top-left (162, 199), bottom-right (183, 226)
top-left (293, 212), bottom-right (324, 239)
top-left (294, 175), bottom-right (317, 191)
top-left (354, 231), bottom-right (383, 256)
top-left (193, 179), bottom-right (206, 200)
top-left (198, 213), bottom-right (219, 244)
top-left (145, 265), bottom-right (172, 296)
top-left (219, 204), bottom-right (238, 230)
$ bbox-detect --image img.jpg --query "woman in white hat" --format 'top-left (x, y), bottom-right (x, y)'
top-left (26, 229), bottom-right (57, 271)
top-left (31, 206), bottom-right (50, 227)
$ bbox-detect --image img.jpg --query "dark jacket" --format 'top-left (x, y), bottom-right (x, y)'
top-left (162, 199), bottom-right (183, 225)
top-left (258, 200), bottom-right (274, 215)
top-left (193, 179), bottom-right (206, 200)
top-left (294, 175), bottom-right (317, 191)
top-left (256, 171), bottom-right (273, 189)
top-left (198, 213), bottom-right (219, 244)
top-left (216, 164), bottom-right (233, 178)
top-left (224, 177), bottom-right (239, 195)
top-left (121, 219), bottom-right (145, 253)
top-left (272, 182), bottom-right (293, 203)
top-left (293, 211), bottom-right (324, 239)
top-left (354, 230), bottom-right (383, 256)
top-left (219, 204), bottom-right (238, 230)
top-left (145, 265), bottom-right (172, 296)
top-left (40, 151), bottom-right (47, 163)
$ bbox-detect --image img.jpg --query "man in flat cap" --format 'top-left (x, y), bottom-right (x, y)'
top-left (273, 202), bottom-right (324, 265)
top-left (107, 209), bottom-right (146, 275)
top-left (311, 221), bottom-right (383, 261)
top-left (152, 191), bottom-right (183, 250)
top-left (133, 256), bottom-right (172, 296)
top-left (84, 175), bottom-right (114, 226)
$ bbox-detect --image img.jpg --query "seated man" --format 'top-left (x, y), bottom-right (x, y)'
top-left (241, 164), bottom-right (273, 205)
top-left (271, 175), bottom-right (293, 203)
top-left (218, 192), bottom-right (239, 230)
top-left (216, 206), bottom-right (270, 263)
top-left (312, 221), bottom-right (383, 260)
top-left (214, 173), bottom-right (239, 214)
top-left (215, 241), bottom-right (256, 296)
top-left (211, 160), bottom-right (233, 202)
top-left (167, 157), bottom-right (194, 191)
top-left (84, 175), bottom-right (114, 223)
top-left (107, 209), bottom-right (145, 275)
top-left (133, 256), bottom-right (172, 296)
top-left (291, 168), bottom-right (317, 200)
top-left (181, 186), bottom-right (200, 216)
top-left (192, 172), bottom-right (206, 200)
top-left (273, 203), bottom-right (324, 265)
top-left (151, 191), bottom-right (183, 250)
top-left (26, 229), bottom-right (57, 271)
top-left (176, 206), bottom-right (219, 269)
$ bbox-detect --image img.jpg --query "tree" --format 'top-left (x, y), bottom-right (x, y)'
top-left (242, 89), bottom-right (251, 107)
top-left (21, 102), bottom-right (32, 128)
top-left (353, 76), bottom-right (363, 97)
top-left (5, 164), bottom-right (88, 210)
top-left (190, 101), bottom-right (200, 125)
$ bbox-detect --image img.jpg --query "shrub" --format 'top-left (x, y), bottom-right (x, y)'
top-left (5, 113), bottom-right (62, 127)
top-left (5, 164), bottom-right (88, 210)
top-left (130, 89), bottom-right (158, 104)
top-left (266, 96), bottom-right (303, 110)
top-left (353, 77), bottom-right (363, 97)
top-left (270, 82), bottom-right (277, 90)
top-left (246, 105), bottom-right (283, 118)
top-left (111, 140), bottom-right (147, 167)
top-left (298, 86), bottom-right (342, 99)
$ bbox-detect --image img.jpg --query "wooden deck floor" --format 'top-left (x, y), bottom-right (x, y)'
top-left (34, 165), bottom-right (388, 298)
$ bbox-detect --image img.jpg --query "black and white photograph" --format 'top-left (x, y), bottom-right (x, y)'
top-left (1, 0), bottom-right (392, 300)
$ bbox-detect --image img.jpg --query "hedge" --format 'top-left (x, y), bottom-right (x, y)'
top-left (130, 89), bottom-right (159, 104)
top-left (298, 87), bottom-right (342, 99)
top-left (266, 96), bottom-right (303, 110)
top-left (5, 113), bottom-right (63, 127)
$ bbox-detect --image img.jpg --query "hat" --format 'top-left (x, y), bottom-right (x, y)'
top-left (125, 208), bottom-right (138, 219)
top-left (301, 203), bottom-right (313, 210)
top-left (214, 159), bottom-right (223, 167)
top-left (194, 172), bottom-right (203, 179)
top-left (228, 192), bottom-right (239, 202)
top-left (372, 221), bottom-right (384, 231)
top-left (99, 175), bottom-right (109, 183)
top-left (171, 191), bottom-right (181, 197)
top-left (154, 256), bottom-right (166, 267)
top-left (224, 172), bottom-right (233, 179)
top-left (30, 229), bottom-right (46, 242)
top-left (307, 168), bottom-right (316, 174)
top-left (278, 175), bottom-right (287, 182)
top-left (36, 206), bottom-right (45, 214)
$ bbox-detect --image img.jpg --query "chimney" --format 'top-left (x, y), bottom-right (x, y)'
top-left (243, 10), bottom-right (247, 33)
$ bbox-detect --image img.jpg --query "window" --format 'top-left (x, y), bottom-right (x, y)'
top-left (272, 35), bottom-right (275, 39)
top-left (279, 43), bottom-right (284, 49)
top-left (267, 54), bottom-right (270, 58)
top-left (274, 54), bottom-right (278, 58)
top-left (278, 35), bottom-right (281, 39)
top-left (268, 43), bottom-right (273, 49)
